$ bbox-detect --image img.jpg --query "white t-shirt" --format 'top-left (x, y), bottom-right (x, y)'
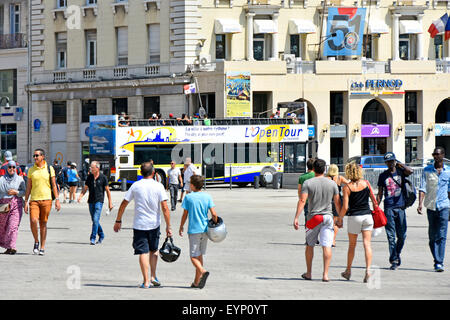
top-left (183, 164), bottom-right (197, 186)
top-left (124, 178), bottom-right (168, 231)
top-left (167, 167), bottom-right (181, 185)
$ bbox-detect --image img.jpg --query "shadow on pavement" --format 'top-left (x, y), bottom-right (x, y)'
top-left (56, 241), bottom-right (91, 245)
top-left (84, 283), bottom-right (140, 289)
top-left (267, 242), bottom-right (305, 246)
top-left (256, 276), bottom-right (300, 281)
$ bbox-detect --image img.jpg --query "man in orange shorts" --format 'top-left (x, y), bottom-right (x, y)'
top-left (24, 148), bottom-right (60, 256)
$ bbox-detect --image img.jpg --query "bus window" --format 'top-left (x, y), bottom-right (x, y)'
top-left (134, 144), bottom-right (177, 165)
top-left (258, 143), bottom-right (278, 163)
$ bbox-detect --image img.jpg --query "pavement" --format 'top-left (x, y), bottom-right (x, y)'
top-left (1, 185), bottom-right (449, 300)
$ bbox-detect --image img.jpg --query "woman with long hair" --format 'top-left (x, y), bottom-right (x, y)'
top-left (67, 163), bottom-right (80, 204)
top-left (339, 161), bottom-right (378, 283)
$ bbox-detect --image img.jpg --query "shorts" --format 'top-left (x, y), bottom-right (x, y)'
top-left (189, 232), bottom-right (208, 257)
top-left (305, 214), bottom-right (334, 247)
top-left (68, 182), bottom-right (78, 187)
top-left (29, 200), bottom-right (52, 223)
top-left (132, 227), bottom-right (160, 255)
top-left (347, 215), bottom-right (374, 234)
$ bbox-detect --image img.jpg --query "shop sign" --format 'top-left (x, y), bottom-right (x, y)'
top-left (405, 124), bottom-right (423, 137)
top-left (330, 125), bottom-right (347, 138)
top-left (361, 124), bottom-right (390, 137)
top-left (349, 79), bottom-right (405, 96)
top-left (308, 125), bottom-right (315, 138)
top-left (435, 124), bottom-right (450, 137)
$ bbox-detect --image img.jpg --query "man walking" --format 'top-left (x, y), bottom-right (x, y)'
top-left (77, 161), bottom-right (113, 245)
top-left (166, 160), bottom-right (183, 211)
top-left (179, 158), bottom-right (197, 203)
top-left (377, 152), bottom-right (413, 270)
top-left (24, 149), bottom-right (61, 255)
top-left (293, 159), bottom-right (342, 282)
top-left (298, 158), bottom-right (315, 223)
top-left (113, 162), bottom-right (172, 288)
top-left (61, 161), bottom-right (71, 203)
top-left (418, 147), bottom-right (450, 272)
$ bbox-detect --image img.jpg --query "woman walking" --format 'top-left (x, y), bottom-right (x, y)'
top-left (327, 164), bottom-right (349, 247)
top-left (67, 163), bottom-right (80, 204)
top-left (339, 162), bottom-right (377, 283)
top-left (0, 161), bottom-right (26, 254)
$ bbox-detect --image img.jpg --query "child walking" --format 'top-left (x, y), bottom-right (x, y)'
top-left (179, 175), bottom-right (218, 289)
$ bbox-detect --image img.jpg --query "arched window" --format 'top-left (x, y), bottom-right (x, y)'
top-left (362, 100), bottom-right (387, 124)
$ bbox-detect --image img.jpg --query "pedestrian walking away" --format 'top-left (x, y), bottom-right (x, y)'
top-left (298, 158), bottom-right (315, 227)
top-left (167, 160), bottom-right (183, 211)
top-left (180, 158), bottom-right (197, 203)
top-left (327, 164), bottom-right (349, 247)
top-left (113, 162), bottom-right (172, 288)
top-left (61, 162), bottom-right (71, 203)
top-left (24, 149), bottom-right (61, 256)
top-left (179, 175), bottom-right (218, 289)
top-left (377, 152), bottom-right (413, 270)
top-left (418, 147), bottom-right (450, 272)
top-left (339, 162), bottom-right (378, 283)
top-left (67, 163), bottom-right (80, 203)
top-left (293, 159), bottom-right (342, 282)
top-left (0, 161), bottom-right (26, 254)
top-left (78, 161), bottom-right (113, 245)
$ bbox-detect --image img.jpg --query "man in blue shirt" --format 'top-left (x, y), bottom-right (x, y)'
top-left (377, 152), bottom-right (413, 270)
top-left (418, 147), bottom-right (450, 272)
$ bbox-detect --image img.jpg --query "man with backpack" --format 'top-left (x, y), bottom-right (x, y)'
top-left (377, 152), bottom-right (414, 270)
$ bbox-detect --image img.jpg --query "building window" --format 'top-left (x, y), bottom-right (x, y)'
top-left (56, 32), bottom-right (67, 69)
top-left (1, 124), bottom-right (17, 156)
top-left (290, 35), bottom-right (300, 58)
top-left (197, 93), bottom-right (216, 118)
top-left (112, 98), bottom-right (128, 115)
top-left (216, 34), bottom-right (226, 60)
top-left (330, 92), bottom-right (343, 124)
top-left (405, 92), bottom-right (417, 123)
top-left (144, 96), bottom-right (160, 119)
top-left (148, 24), bottom-right (160, 64)
top-left (10, 4), bottom-right (20, 34)
top-left (363, 35), bottom-right (373, 59)
top-left (86, 30), bottom-right (97, 67)
top-left (117, 27), bottom-right (128, 66)
top-left (52, 101), bottom-right (67, 124)
top-left (434, 35), bottom-right (443, 60)
top-left (0, 6), bottom-right (4, 35)
top-left (0, 70), bottom-right (17, 106)
top-left (57, 0), bottom-right (67, 8)
top-left (399, 34), bottom-right (411, 60)
top-left (86, 0), bottom-right (97, 4)
top-left (82, 100), bottom-right (97, 123)
top-left (253, 34), bottom-right (265, 61)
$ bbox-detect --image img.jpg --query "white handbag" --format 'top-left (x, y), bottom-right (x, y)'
top-left (0, 203), bottom-right (10, 214)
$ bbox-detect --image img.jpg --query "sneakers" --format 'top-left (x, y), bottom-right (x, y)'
top-left (389, 262), bottom-right (398, 270)
top-left (39, 249), bottom-right (45, 256)
top-left (435, 264), bottom-right (444, 272)
top-left (33, 242), bottom-right (39, 255)
top-left (90, 240), bottom-right (96, 245)
top-left (96, 238), bottom-right (104, 244)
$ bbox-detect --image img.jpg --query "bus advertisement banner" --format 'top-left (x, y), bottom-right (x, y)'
top-left (117, 124), bottom-right (308, 150)
top-left (226, 72), bottom-right (251, 118)
top-left (89, 115), bottom-right (117, 155)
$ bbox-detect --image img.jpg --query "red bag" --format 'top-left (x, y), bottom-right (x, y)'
top-left (366, 180), bottom-right (387, 229)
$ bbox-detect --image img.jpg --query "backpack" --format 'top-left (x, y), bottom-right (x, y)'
top-left (388, 170), bottom-right (416, 209)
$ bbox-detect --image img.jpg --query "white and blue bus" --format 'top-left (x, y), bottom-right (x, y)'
top-left (89, 114), bottom-right (309, 188)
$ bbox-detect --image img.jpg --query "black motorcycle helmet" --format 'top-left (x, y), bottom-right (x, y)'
top-left (159, 236), bottom-right (181, 263)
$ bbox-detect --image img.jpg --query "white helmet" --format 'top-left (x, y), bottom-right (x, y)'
top-left (207, 216), bottom-right (227, 243)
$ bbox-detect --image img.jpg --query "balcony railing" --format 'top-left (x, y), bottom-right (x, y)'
top-left (53, 71), bottom-right (67, 82)
top-left (113, 66), bottom-right (128, 79)
top-left (0, 33), bottom-right (27, 49)
top-left (436, 60), bottom-right (450, 73)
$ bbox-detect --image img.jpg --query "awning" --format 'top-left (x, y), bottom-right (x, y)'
top-left (254, 20), bottom-right (277, 34)
top-left (214, 19), bottom-right (242, 34)
top-left (368, 20), bottom-right (389, 34)
top-left (400, 20), bottom-right (422, 34)
top-left (289, 20), bottom-right (316, 34)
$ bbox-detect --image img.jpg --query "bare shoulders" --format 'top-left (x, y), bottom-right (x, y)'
top-left (345, 179), bottom-right (368, 192)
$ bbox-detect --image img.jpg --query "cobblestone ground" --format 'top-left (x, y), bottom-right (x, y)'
top-left (1, 186), bottom-right (449, 300)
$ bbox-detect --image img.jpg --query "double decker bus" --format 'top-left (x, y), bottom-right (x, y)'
top-left (89, 112), bottom-right (309, 188)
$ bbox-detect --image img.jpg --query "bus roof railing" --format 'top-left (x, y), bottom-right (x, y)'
top-left (124, 118), bottom-right (304, 127)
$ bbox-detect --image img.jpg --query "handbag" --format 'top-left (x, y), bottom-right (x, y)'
top-left (0, 203), bottom-right (10, 214)
top-left (366, 180), bottom-right (387, 229)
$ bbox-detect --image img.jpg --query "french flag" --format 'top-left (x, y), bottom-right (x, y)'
top-left (428, 13), bottom-right (449, 40)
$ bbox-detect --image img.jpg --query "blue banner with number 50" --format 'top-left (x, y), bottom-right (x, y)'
top-left (323, 8), bottom-right (366, 56)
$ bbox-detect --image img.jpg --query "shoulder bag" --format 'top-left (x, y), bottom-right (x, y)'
top-left (388, 170), bottom-right (417, 209)
top-left (366, 180), bottom-right (387, 229)
top-left (0, 203), bottom-right (10, 214)
top-left (47, 165), bottom-right (56, 201)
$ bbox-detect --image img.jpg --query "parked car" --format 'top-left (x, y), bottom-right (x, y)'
top-left (346, 155), bottom-right (387, 169)
top-left (408, 158), bottom-right (450, 168)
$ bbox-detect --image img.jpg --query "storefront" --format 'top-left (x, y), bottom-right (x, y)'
top-left (361, 124), bottom-right (390, 155)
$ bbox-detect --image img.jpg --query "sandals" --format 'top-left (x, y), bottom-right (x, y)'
top-left (301, 273), bottom-right (312, 280)
top-left (151, 278), bottom-right (161, 287)
top-left (363, 272), bottom-right (371, 283)
top-left (139, 283), bottom-right (150, 289)
top-left (341, 270), bottom-right (351, 280)
top-left (191, 282), bottom-right (199, 288)
top-left (197, 271), bottom-right (210, 289)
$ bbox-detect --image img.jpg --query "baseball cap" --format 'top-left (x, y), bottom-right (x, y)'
top-left (4, 151), bottom-right (12, 161)
top-left (384, 152), bottom-right (396, 162)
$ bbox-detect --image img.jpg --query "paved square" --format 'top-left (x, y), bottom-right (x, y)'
top-left (1, 186), bottom-right (449, 300)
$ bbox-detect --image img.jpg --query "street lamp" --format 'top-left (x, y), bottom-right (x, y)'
top-left (0, 96), bottom-right (10, 110)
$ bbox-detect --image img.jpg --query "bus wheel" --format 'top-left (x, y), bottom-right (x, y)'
top-left (236, 182), bottom-right (249, 188)
top-left (260, 167), bottom-right (276, 187)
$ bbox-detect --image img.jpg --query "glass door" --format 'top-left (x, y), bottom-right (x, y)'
top-left (284, 143), bottom-right (306, 173)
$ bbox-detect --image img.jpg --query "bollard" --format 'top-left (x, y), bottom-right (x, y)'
top-left (253, 176), bottom-right (260, 189)
top-left (121, 178), bottom-right (127, 192)
top-left (229, 164), bottom-right (232, 190)
top-left (272, 173), bottom-right (281, 189)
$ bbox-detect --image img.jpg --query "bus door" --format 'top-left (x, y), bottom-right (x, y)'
top-left (202, 143), bottom-right (225, 181)
top-left (284, 143), bottom-right (307, 173)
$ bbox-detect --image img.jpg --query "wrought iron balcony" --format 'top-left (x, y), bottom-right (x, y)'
top-left (0, 33), bottom-right (27, 50)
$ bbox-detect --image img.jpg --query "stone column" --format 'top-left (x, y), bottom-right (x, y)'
top-left (66, 99), bottom-right (81, 166)
top-left (320, 13), bottom-right (328, 60)
top-left (392, 14), bottom-right (401, 61)
top-left (128, 96), bottom-right (144, 119)
top-left (417, 14), bottom-right (424, 60)
top-left (246, 13), bottom-right (255, 61)
top-left (270, 13), bottom-right (279, 61)
top-left (97, 98), bottom-right (112, 115)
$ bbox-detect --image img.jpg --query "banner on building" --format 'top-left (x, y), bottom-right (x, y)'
top-left (89, 115), bottom-right (117, 155)
top-left (323, 8), bottom-right (366, 57)
top-left (361, 124), bottom-right (390, 138)
top-left (226, 72), bottom-right (251, 118)
top-left (435, 123), bottom-right (450, 136)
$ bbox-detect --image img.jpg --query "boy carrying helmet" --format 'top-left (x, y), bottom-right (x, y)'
top-left (179, 175), bottom-right (218, 289)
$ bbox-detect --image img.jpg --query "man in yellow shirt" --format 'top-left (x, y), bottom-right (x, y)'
top-left (24, 148), bottom-right (60, 256)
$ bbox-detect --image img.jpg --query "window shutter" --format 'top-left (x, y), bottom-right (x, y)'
top-left (117, 27), bottom-right (128, 58)
top-left (148, 24), bottom-right (160, 63)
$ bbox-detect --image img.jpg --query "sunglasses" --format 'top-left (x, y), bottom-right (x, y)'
top-left (432, 153), bottom-right (442, 156)
top-left (33, 154), bottom-right (41, 158)
top-left (8, 166), bottom-right (16, 169)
